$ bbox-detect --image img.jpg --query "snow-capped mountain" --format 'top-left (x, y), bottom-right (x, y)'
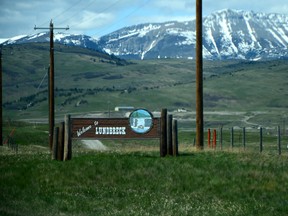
top-left (98, 9), bottom-right (288, 60)
top-left (2, 32), bottom-right (101, 51)
top-left (2, 9), bottom-right (288, 60)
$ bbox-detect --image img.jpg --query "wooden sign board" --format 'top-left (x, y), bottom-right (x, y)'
top-left (71, 118), bottom-right (161, 139)
top-left (58, 109), bottom-right (177, 160)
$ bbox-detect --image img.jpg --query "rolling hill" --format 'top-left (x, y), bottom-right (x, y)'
top-left (2, 42), bottom-right (288, 130)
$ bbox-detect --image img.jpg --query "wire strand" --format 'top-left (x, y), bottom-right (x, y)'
top-left (69, 0), bottom-right (122, 30)
top-left (91, 0), bottom-right (151, 37)
top-left (56, 0), bottom-right (98, 26)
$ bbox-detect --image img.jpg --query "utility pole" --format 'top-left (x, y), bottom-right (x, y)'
top-left (196, 0), bottom-right (204, 150)
top-left (34, 20), bottom-right (69, 150)
top-left (0, 46), bottom-right (2, 145)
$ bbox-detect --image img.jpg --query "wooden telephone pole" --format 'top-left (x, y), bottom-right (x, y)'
top-left (196, 0), bottom-right (204, 150)
top-left (0, 46), bottom-right (2, 145)
top-left (34, 20), bottom-right (69, 150)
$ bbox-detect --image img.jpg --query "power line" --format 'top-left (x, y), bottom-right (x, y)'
top-left (56, 0), bottom-right (98, 26)
top-left (31, 0), bottom-right (115, 36)
top-left (53, 0), bottom-right (84, 22)
top-left (91, 0), bottom-right (151, 37)
top-left (36, 69), bottom-right (48, 91)
top-left (35, 0), bottom-right (84, 30)
top-left (20, 0), bottom-right (78, 39)
top-left (68, 0), bottom-right (122, 30)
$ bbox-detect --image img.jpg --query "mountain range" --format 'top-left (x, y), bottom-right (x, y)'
top-left (2, 9), bottom-right (288, 60)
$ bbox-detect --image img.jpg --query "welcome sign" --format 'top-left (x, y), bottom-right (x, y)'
top-left (71, 109), bottom-right (161, 139)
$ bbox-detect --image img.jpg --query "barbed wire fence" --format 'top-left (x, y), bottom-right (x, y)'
top-left (201, 125), bottom-right (287, 155)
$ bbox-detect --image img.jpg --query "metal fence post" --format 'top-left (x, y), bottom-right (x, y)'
top-left (278, 125), bottom-right (281, 155)
top-left (231, 127), bottom-right (234, 150)
top-left (259, 127), bottom-right (263, 153)
top-left (220, 127), bottom-right (223, 150)
top-left (243, 127), bottom-right (246, 151)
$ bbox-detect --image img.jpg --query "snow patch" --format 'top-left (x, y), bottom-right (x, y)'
top-left (243, 15), bottom-right (258, 43)
top-left (206, 28), bottom-right (220, 57)
top-left (167, 28), bottom-right (196, 46)
top-left (108, 24), bottom-right (161, 43)
top-left (138, 24), bottom-right (161, 37)
top-left (165, 22), bottom-right (175, 27)
top-left (3, 35), bottom-right (27, 44)
top-left (274, 28), bottom-right (288, 45)
top-left (10, 35), bottom-right (27, 41)
top-left (54, 33), bottom-right (72, 41)
top-left (141, 40), bottom-right (157, 60)
top-left (0, 38), bottom-right (8, 44)
top-left (268, 29), bottom-right (286, 47)
top-left (27, 32), bottom-right (46, 40)
top-left (218, 13), bottom-right (238, 54)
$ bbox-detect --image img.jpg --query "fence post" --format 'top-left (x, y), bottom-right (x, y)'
top-left (207, 128), bottom-right (211, 148)
top-left (52, 127), bottom-right (59, 160)
top-left (64, 114), bottom-right (72, 161)
top-left (259, 127), bottom-right (263, 153)
top-left (278, 125), bottom-right (281, 155)
top-left (172, 119), bottom-right (178, 156)
top-left (160, 108), bottom-right (167, 157)
top-left (220, 127), bottom-right (223, 150)
top-left (167, 115), bottom-right (173, 156)
top-left (213, 129), bottom-right (217, 149)
top-left (231, 127), bottom-right (234, 150)
top-left (58, 122), bottom-right (64, 161)
top-left (243, 127), bottom-right (246, 151)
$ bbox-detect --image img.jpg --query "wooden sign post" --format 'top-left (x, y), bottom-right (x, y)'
top-left (52, 109), bottom-right (178, 161)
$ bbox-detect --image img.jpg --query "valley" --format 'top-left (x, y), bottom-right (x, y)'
top-left (2, 43), bottom-right (288, 130)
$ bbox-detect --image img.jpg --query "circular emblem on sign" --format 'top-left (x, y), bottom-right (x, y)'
top-left (129, 109), bottom-right (153, 134)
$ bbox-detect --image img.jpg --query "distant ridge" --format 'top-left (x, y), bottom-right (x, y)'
top-left (98, 9), bottom-right (288, 60)
top-left (2, 9), bottom-right (288, 60)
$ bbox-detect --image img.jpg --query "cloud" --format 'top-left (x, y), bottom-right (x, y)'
top-left (153, 0), bottom-right (194, 12)
top-left (0, 0), bottom-right (288, 38)
top-left (267, 5), bottom-right (288, 14)
top-left (69, 11), bottom-right (115, 34)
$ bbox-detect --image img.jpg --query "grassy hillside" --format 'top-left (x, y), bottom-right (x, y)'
top-left (1, 146), bottom-right (287, 216)
top-left (2, 43), bottom-right (288, 129)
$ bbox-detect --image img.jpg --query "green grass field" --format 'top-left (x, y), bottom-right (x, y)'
top-left (1, 144), bottom-right (288, 216)
top-left (1, 122), bottom-right (288, 215)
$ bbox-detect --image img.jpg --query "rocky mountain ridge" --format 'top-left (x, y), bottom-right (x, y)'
top-left (99, 9), bottom-right (288, 60)
top-left (2, 9), bottom-right (288, 60)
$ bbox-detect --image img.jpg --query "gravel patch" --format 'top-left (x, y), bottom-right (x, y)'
top-left (81, 140), bottom-right (108, 151)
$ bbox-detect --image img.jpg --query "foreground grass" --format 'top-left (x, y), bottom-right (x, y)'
top-left (0, 146), bottom-right (287, 216)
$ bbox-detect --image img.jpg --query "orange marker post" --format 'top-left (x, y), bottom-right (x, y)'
top-left (213, 129), bottom-right (217, 149)
top-left (208, 128), bottom-right (211, 148)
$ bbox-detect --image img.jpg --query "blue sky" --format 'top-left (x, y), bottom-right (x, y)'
top-left (1, 0), bottom-right (288, 39)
